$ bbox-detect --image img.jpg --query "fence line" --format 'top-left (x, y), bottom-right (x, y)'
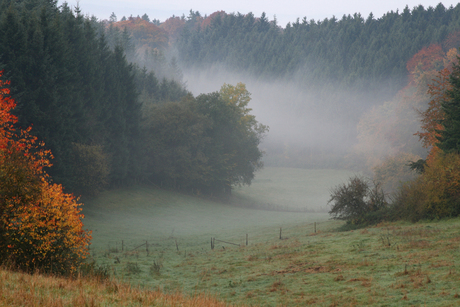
top-left (97, 219), bottom-right (341, 258)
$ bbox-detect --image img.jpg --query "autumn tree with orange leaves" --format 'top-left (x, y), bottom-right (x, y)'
top-left (0, 72), bottom-right (91, 275)
top-left (415, 68), bottom-right (450, 163)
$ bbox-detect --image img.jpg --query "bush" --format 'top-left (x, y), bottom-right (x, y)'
top-left (393, 153), bottom-right (460, 221)
top-left (328, 176), bottom-right (388, 224)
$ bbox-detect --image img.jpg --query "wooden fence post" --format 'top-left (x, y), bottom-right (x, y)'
top-left (280, 227), bottom-right (282, 240)
top-left (246, 234), bottom-right (248, 246)
top-left (146, 240), bottom-right (149, 256)
top-left (122, 240), bottom-right (124, 251)
top-left (314, 222), bottom-right (316, 233)
top-left (175, 239), bottom-right (179, 251)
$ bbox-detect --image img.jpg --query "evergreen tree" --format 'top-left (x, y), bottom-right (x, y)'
top-left (109, 12), bottom-right (117, 23)
top-left (439, 59), bottom-right (460, 153)
top-left (141, 13), bottom-right (149, 22)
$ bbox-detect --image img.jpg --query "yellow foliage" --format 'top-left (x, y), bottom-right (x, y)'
top-left (395, 153), bottom-right (460, 221)
top-left (219, 82), bottom-right (268, 136)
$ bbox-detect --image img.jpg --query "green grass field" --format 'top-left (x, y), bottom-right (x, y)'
top-left (232, 168), bottom-right (358, 211)
top-left (80, 167), bottom-right (460, 306)
top-left (82, 167), bottom-right (354, 248)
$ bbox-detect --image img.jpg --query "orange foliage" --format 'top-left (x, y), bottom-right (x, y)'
top-left (406, 44), bottom-right (444, 84)
top-left (413, 48), bottom-right (458, 164)
top-left (0, 71), bottom-right (91, 274)
top-left (160, 16), bottom-right (185, 41)
top-left (401, 41), bottom-right (459, 165)
top-left (113, 17), bottom-right (168, 49)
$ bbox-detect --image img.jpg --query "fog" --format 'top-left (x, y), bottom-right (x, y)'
top-left (183, 64), bottom-right (382, 169)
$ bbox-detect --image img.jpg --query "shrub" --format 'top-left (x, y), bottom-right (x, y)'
top-left (393, 152), bottom-right (460, 221)
top-left (79, 260), bottom-right (110, 281)
top-left (328, 176), bottom-right (387, 224)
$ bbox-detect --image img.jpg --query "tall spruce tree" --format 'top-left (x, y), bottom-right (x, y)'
top-left (439, 59), bottom-right (460, 153)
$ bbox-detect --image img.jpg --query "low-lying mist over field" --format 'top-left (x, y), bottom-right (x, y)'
top-left (83, 167), bottom-right (353, 247)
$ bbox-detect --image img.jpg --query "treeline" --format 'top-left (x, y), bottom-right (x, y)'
top-left (176, 4), bottom-right (460, 100)
top-left (0, 0), bottom-right (266, 197)
top-left (104, 17), bottom-right (185, 82)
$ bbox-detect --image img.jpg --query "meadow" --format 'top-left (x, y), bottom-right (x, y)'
top-left (80, 167), bottom-right (351, 303)
top-left (82, 167), bottom-right (354, 247)
top-left (3, 167), bottom-right (460, 306)
top-left (78, 167), bottom-right (460, 306)
top-left (3, 217), bottom-right (460, 306)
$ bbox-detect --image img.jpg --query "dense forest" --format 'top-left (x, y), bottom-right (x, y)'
top-left (175, 5), bottom-right (460, 96)
top-left (0, 0), bottom-right (265, 198)
top-left (97, 3), bottom-right (460, 222)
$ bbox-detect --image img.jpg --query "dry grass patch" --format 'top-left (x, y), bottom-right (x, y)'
top-left (0, 267), bottom-right (243, 307)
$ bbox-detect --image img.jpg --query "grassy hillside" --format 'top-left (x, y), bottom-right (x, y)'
top-left (77, 167), bottom-right (459, 306)
top-left (4, 218), bottom-right (460, 306)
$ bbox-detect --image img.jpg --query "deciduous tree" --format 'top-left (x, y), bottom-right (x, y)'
top-left (415, 67), bottom-right (451, 163)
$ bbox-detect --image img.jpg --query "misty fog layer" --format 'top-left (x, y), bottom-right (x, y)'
top-left (183, 64), bottom-right (405, 168)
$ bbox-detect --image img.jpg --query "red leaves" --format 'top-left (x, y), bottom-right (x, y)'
top-left (406, 44), bottom-right (444, 84)
top-left (404, 40), bottom-right (460, 165)
top-left (201, 11), bottom-right (227, 28)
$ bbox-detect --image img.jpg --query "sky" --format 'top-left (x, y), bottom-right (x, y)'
top-left (59, 0), bottom-right (459, 27)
